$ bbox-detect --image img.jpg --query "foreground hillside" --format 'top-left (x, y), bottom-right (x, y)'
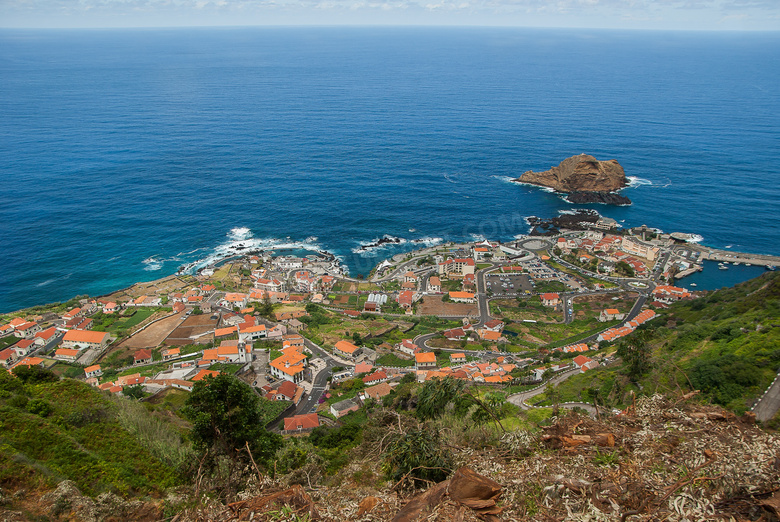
top-left (5, 394), bottom-right (778, 521)
top-left (0, 369), bottom-right (190, 520)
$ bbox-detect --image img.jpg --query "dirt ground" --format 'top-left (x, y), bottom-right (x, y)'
top-left (417, 295), bottom-right (479, 317)
top-left (118, 312), bottom-right (186, 349)
top-left (105, 275), bottom-right (191, 301)
top-left (164, 314), bottom-right (219, 346)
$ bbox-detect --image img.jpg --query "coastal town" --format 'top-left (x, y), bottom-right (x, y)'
top-left (3, 216), bottom-right (780, 432)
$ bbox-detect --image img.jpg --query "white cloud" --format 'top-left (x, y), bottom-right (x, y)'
top-left (1, 0), bottom-right (779, 28)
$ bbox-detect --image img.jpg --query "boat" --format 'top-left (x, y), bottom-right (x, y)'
top-left (719, 264), bottom-right (729, 270)
top-left (768, 265), bottom-right (776, 271)
top-left (733, 262), bottom-right (739, 266)
top-left (690, 283), bottom-right (697, 287)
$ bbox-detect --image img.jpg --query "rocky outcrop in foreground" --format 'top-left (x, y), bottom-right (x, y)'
top-left (515, 154), bottom-right (631, 205)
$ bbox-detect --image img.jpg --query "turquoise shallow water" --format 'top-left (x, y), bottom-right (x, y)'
top-left (677, 261), bottom-right (772, 292)
top-left (1, 28), bottom-right (779, 312)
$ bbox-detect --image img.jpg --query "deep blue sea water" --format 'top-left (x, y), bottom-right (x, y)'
top-left (1, 28), bottom-right (779, 313)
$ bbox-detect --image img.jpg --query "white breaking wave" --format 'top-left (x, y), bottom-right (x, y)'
top-left (411, 237), bottom-right (444, 246)
top-left (177, 228), bottom-right (329, 274)
top-left (35, 273), bottom-right (72, 287)
top-left (227, 227), bottom-right (253, 241)
top-left (626, 176), bottom-right (653, 188)
top-left (352, 235), bottom-right (444, 255)
top-left (558, 208), bottom-right (599, 216)
top-left (352, 235), bottom-right (408, 254)
top-left (469, 233), bottom-right (486, 242)
top-left (491, 175), bottom-right (517, 184)
top-left (687, 234), bottom-right (704, 243)
top-left (513, 180), bottom-right (559, 194)
top-left (143, 257), bottom-right (163, 271)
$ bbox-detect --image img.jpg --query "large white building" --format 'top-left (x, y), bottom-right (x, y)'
top-left (621, 237), bottom-right (660, 261)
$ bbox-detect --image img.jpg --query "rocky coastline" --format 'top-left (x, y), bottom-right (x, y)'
top-left (566, 191), bottom-right (632, 206)
top-left (526, 210), bottom-right (601, 235)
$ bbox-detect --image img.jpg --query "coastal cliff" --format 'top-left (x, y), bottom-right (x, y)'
top-left (515, 154), bottom-right (631, 205)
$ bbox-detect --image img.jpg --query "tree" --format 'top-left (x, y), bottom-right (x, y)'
top-left (382, 428), bottom-right (452, 488)
top-left (616, 331), bottom-right (651, 380)
top-left (416, 376), bottom-right (467, 420)
top-left (616, 261), bottom-right (635, 278)
top-left (256, 296), bottom-right (274, 319)
top-left (183, 374), bottom-right (282, 463)
top-left (12, 365), bottom-right (58, 384)
top-left (123, 384), bottom-right (146, 399)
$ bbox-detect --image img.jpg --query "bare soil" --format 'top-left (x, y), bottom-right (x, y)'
top-left (164, 314), bottom-right (219, 346)
top-left (118, 312), bottom-right (185, 349)
top-left (417, 295), bottom-right (479, 317)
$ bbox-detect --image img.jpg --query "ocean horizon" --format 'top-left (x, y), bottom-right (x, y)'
top-left (1, 27), bottom-right (779, 313)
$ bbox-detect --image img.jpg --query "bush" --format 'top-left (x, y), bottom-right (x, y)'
top-left (27, 399), bottom-right (53, 417)
top-left (382, 428), bottom-right (452, 488)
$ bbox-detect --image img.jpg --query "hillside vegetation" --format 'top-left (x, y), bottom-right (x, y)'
top-left (546, 271), bottom-right (780, 420)
top-left (0, 368), bottom-right (189, 500)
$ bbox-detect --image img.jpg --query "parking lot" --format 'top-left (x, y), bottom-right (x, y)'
top-left (486, 273), bottom-right (534, 296)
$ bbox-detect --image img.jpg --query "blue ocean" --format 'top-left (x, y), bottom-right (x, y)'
top-left (1, 28), bottom-right (779, 312)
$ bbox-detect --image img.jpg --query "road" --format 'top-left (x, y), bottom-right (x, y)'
top-left (752, 371), bottom-right (780, 422)
top-left (294, 338), bottom-right (340, 416)
top-left (474, 263), bottom-right (498, 326)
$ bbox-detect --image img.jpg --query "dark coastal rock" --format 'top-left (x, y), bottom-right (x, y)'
top-left (514, 154), bottom-right (631, 205)
top-left (357, 235), bottom-right (404, 251)
top-left (567, 191), bottom-right (632, 205)
top-left (527, 210), bottom-right (601, 235)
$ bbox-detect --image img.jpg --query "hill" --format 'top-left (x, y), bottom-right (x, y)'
top-left (0, 369), bottom-right (191, 519)
top-left (541, 271), bottom-right (780, 423)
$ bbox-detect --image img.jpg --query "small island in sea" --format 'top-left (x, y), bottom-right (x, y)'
top-left (514, 154), bottom-right (632, 205)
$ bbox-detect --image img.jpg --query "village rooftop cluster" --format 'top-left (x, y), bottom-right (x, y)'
top-left (3, 220), bottom-right (762, 432)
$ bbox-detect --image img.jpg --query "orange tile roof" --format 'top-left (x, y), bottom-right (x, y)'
top-left (415, 352), bottom-right (436, 363)
top-left (449, 291), bottom-right (475, 299)
top-left (284, 413), bottom-right (320, 431)
top-left (63, 329), bottom-right (108, 344)
top-left (334, 340), bottom-right (359, 354)
top-left (269, 350), bottom-right (307, 376)
top-left (482, 331), bottom-right (501, 341)
top-left (15, 356), bottom-right (43, 367)
top-left (192, 369), bottom-right (221, 381)
top-left (214, 326), bottom-right (237, 337)
top-left (134, 349), bottom-right (152, 361)
top-left (573, 355), bottom-right (593, 367)
top-left (56, 348), bottom-right (79, 357)
top-left (84, 364), bottom-right (101, 373)
top-left (240, 324), bottom-right (266, 334)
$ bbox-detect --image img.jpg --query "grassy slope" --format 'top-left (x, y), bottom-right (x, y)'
top-left (549, 272), bottom-right (780, 415)
top-left (0, 377), bottom-right (185, 497)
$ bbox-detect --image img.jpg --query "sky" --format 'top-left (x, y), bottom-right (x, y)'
top-left (1, 0), bottom-right (779, 31)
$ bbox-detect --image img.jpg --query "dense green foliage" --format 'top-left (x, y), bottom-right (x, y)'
top-left (416, 376), bottom-right (467, 420)
top-left (183, 374), bottom-right (283, 464)
top-left (0, 373), bottom-right (180, 496)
